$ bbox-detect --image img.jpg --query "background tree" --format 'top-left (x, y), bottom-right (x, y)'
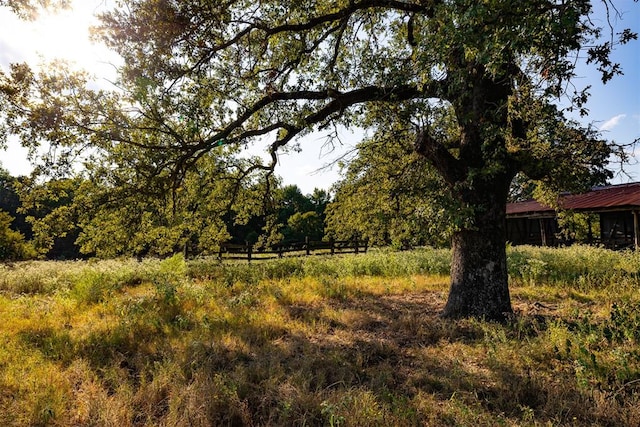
top-left (309, 189), bottom-right (330, 215)
top-left (287, 211), bottom-right (323, 242)
top-left (0, 167), bottom-right (37, 261)
top-left (0, 168), bottom-right (36, 260)
top-left (327, 142), bottom-right (451, 249)
top-left (0, 209), bottom-right (36, 260)
top-left (1, 0), bottom-right (636, 318)
top-left (51, 150), bottom-right (275, 258)
top-left (327, 103), bottom-right (458, 249)
top-left (0, 167), bottom-right (31, 238)
top-left (272, 185), bottom-right (327, 243)
top-left (15, 175), bottom-right (82, 258)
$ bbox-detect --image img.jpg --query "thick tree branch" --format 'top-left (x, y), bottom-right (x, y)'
top-left (160, 82), bottom-right (445, 188)
top-left (414, 128), bottom-right (465, 185)
top-left (253, 0), bottom-right (435, 34)
top-left (197, 82), bottom-right (444, 154)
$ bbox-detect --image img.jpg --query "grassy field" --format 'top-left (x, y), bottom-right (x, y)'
top-left (1, 246), bottom-right (639, 426)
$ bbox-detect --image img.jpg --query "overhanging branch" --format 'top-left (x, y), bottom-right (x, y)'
top-left (414, 128), bottom-right (465, 185)
top-left (198, 82), bottom-right (445, 154)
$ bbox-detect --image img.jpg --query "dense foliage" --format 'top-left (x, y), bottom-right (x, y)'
top-left (326, 133), bottom-right (453, 248)
top-left (0, 0), bottom-right (68, 19)
top-left (0, 165), bottom-right (333, 260)
top-left (0, 169), bottom-right (35, 259)
top-left (0, 210), bottom-right (35, 260)
top-left (0, 169), bottom-right (29, 237)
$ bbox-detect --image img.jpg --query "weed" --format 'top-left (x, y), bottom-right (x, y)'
top-left (71, 270), bottom-right (113, 304)
top-left (606, 301), bottom-right (640, 343)
top-left (320, 276), bottom-right (350, 300)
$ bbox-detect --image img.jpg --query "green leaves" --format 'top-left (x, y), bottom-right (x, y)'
top-left (1, 0), bottom-right (636, 265)
top-left (0, 210), bottom-right (36, 260)
top-left (327, 129), bottom-right (453, 248)
top-left (0, 0), bottom-right (70, 20)
top-left (72, 152), bottom-right (274, 258)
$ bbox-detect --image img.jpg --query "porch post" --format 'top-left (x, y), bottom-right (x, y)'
top-left (633, 211), bottom-right (639, 250)
top-left (539, 218), bottom-right (547, 247)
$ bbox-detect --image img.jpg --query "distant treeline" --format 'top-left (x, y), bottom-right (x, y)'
top-left (0, 166), bottom-right (336, 260)
top-left (1, 141), bottom-right (455, 261)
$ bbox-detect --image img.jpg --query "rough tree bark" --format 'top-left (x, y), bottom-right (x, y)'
top-left (441, 178), bottom-right (513, 320)
top-left (415, 61), bottom-right (518, 320)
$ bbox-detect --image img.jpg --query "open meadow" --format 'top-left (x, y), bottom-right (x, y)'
top-left (1, 246), bottom-right (639, 426)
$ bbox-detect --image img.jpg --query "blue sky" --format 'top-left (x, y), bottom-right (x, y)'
top-left (0, 0), bottom-right (638, 194)
top-left (570, 0), bottom-right (639, 182)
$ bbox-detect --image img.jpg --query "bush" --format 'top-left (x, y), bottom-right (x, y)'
top-left (71, 270), bottom-right (113, 304)
top-left (0, 210), bottom-right (37, 261)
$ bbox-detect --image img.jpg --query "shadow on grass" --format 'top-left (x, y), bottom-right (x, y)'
top-left (15, 289), bottom-right (639, 426)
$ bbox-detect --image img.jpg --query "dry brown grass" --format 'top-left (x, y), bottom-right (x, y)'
top-left (1, 250), bottom-right (639, 426)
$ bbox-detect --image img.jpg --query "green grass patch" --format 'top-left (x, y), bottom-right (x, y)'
top-left (1, 246), bottom-right (639, 425)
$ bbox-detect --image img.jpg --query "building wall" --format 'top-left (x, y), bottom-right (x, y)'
top-left (600, 212), bottom-right (635, 249)
top-left (507, 211), bottom-right (637, 249)
top-left (506, 217), bottom-right (559, 246)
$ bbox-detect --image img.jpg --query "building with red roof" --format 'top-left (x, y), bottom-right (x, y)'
top-left (506, 182), bottom-right (640, 249)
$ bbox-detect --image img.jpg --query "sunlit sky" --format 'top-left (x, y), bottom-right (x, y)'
top-left (0, 0), bottom-right (639, 194)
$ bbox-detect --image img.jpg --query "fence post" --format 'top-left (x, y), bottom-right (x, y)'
top-left (364, 238), bottom-right (369, 253)
top-left (247, 242), bottom-right (252, 262)
top-left (330, 237), bottom-right (335, 255)
top-left (305, 236), bottom-right (311, 256)
top-left (218, 244), bottom-right (224, 261)
top-left (354, 237), bottom-right (359, 254)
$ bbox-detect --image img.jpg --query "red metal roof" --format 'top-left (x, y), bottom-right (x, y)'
top-left (506, 199), bottom-right (553, 216)
top-left (506, 182), bottom-right (640, 216)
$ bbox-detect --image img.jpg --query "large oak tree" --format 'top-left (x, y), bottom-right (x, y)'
top-left (2, 0), bottom-right (637, 319)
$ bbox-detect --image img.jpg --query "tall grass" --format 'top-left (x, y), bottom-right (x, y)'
top-left (187, 247), bottom-right (452, 283)
top-left (507, 245), bottom-right (640, 292)
top-left (1, 247), bottom-right (639, 425)
top-left (3, 245), bottom-right (637, 297)
top-left (0, 258), bottom-right (157, 296)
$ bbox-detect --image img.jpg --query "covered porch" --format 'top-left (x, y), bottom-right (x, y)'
top-left (506, 183), bottom-right (640, 250)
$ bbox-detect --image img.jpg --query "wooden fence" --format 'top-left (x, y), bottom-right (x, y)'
top-left (218, 237), bottom-right (369, 261)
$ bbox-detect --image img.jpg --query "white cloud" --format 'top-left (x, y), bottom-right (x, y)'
top-left (600, 114), bottom-right (627, 131)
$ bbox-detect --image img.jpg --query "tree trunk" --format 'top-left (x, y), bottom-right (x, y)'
top-left (441, 182), bottom-right (513, 320)
top-left (413, 61), bottom-right (518, 320)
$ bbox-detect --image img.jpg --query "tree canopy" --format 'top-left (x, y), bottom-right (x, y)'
top-left (0, 0), bottom-right (637, 318)
top-left (326, 124), bottom-right (454, 249)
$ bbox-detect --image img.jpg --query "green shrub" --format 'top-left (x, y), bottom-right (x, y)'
top-left (606, 301), bottom-right (640, 344)
top-left (71, 270), bottom-right (113, 304)
top-left (157, 253), bottom-right (187, 282)
top-left (0, 211), bottom-right (37, 261)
